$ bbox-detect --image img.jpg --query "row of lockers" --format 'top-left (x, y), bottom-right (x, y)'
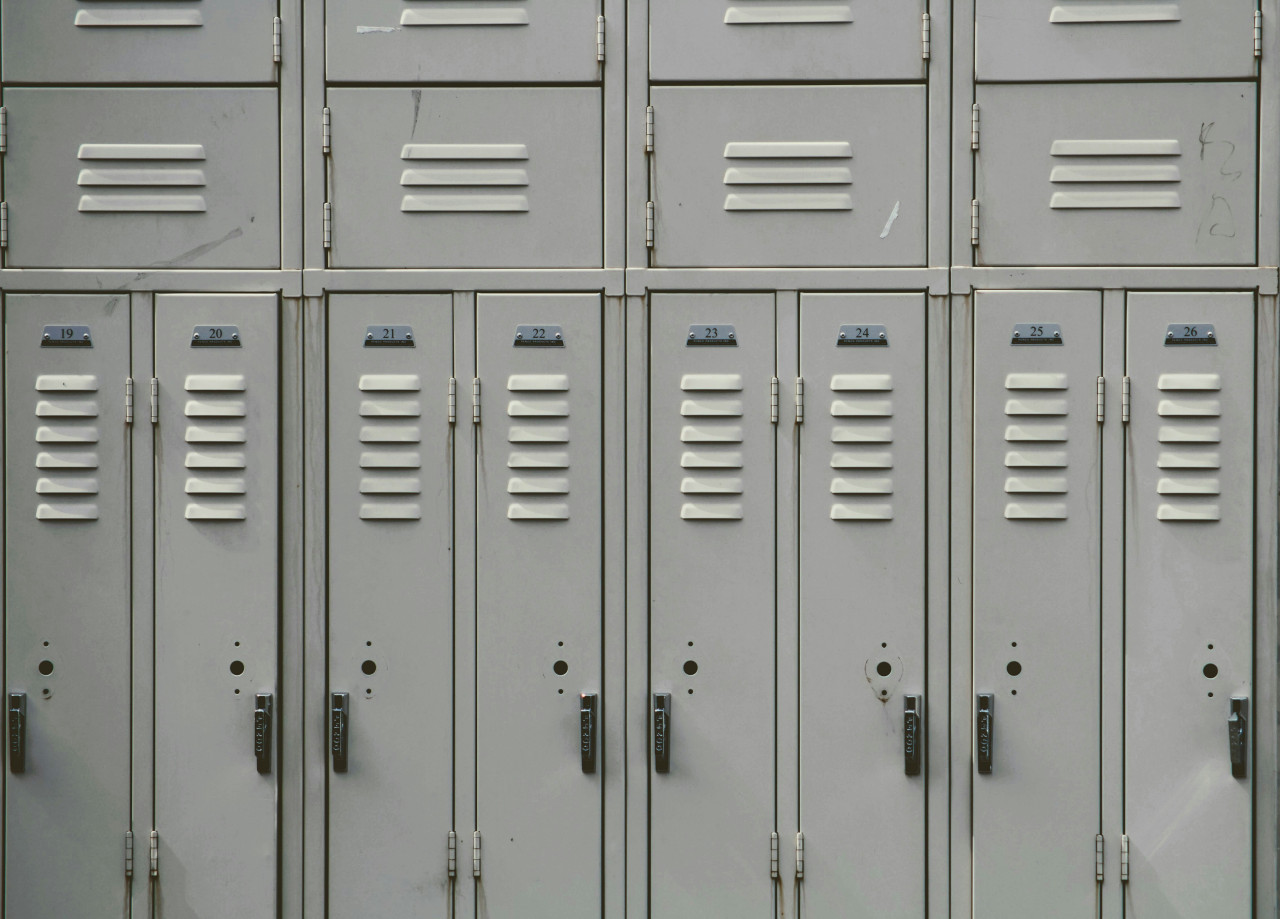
top-left (0, 82), bottom-right (1261, 268)
top-left (0, 0), bottom-right (1265, 82)
top-left (3, 289), bottom-right (1264, 918)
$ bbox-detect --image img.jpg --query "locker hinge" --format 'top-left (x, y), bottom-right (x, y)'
top-left (0, 202), bottom-right (8, 249)
top-left (596, 15), bottom-right (606, 62)
top-left (124, 830), bottom-right (134, 879)
top-left (322, 107), bottom-right (332, 155)
top-left (148, 830), bottom-right (159, 878)
top-left (1121, 376), bottom-right (1131, 424)
top-left (970, 103), bottom-right (980, 151)
top-left (1095, 834), bottom-right (1104, 882)
top-left (970, 199), bottom-right (980, 246)
top-left (922, 13), bottom-right (931, 60)
top-left (1096, 376), bottom-right (1105, 424)
top-left (770, 377), bottom-right (780, 424)
top-left (795, 832), bottom-right (805, 880)
top-left (0, 106), bottom-right (7, 154)
top-left (645, 105), bottom-right (655, 153)
top-left (149, 378), bottom-right (159, 425)
top-left (472, 831), bottom-right (482, 878)
top-left (645, 201), bottom-right (655, 248)
top-left (125, 377), bottom-right (135, 425)
top-left (1255, 11), bottom-right (1263, 58)
top-left (472, 378), bottom-right (481, 424)
top-left (1120, 835), bottom-right (1130, 882)
top-left (770, 832), bottom-right (780, 880)
top-left (272, 16), bottom-right (282, 63)
top-left (448, 377), bottom-right (457, 425)
top-left (795, 377), bottom-right (805, 424)
top-left (323, 202), bottom-right (333, 249)
top-left (447, 830), bottom-right (457, 878)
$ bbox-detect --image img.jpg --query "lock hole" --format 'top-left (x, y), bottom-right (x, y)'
top-left (553, 660), bottom-right (568, 676)
top-left (1007, 661), bottom-right (1022, 676)
top-left (683, 660), bottom-right (699, 675)
top-left (876, 661), bottom-right (893, 677)
top-left (229, 660), bottom-right (245, 676)
top-left (361, 660), bottom-right (377, 676)
top-left (37, 660), bottom-right (53, 676)
top-left (1203, 663), bottom-right (1219, 679)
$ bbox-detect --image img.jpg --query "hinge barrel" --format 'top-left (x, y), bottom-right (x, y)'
top-left (770, 377), bottom-right (779, 424)
top-left (149, 830), bottom-right (159, 878)
top-left (1256, 11), bottom-right (1263, 58)
top-left (472, 831), bottom-right (482, 879)
top-left (971, 103), bottom-right (980, 151)
top-left (1096, 376), bottom-right (1105, 424)
top-left (922, 13), bottom-right (931, 60)
top-left (970, 199), bottom-right (980, 247)
top-left (645, 105), bottom-right (655, 153)
top-left (645, 201), bottom-right (655, 248)
top-left (149, 378), bottom-right (159, 425)
top-left (1120, 835), bottom-right (1130, 882)
top-left (322, 107), bottom-right (332, 155)
top-left (0, 106), bottom-right (7, 154)
top-left (1096, 834), bottom-right (1104, 882)
top-left (448, 830), bottom-right (457, 879)
top-left (323, 202), bottom-right (333, 249)
top-left (770, 832), bottom-right (779, 880)
top-left (1, 201), bottom-right (8, 249)
top-left (795, 832), bottom-right (805, 879)
top-left (125, 377), bottom-right (135, 425)
top-left (1121, 376), bottom-right (1131, 424)
top-left (448, 377), bottom-right (457, 425)
top-left (472, 378), bottom-right (481, 424)
top-left (795, 377), bottom-right (805, 425)
top-left (596, 15), bottom-right (606, 62)
top-left (273, 17), bottom-right (282, 63)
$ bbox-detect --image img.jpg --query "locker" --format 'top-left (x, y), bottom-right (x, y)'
top-left (326, 296), bottom-right (455, 916)
top-left (1, 89), bottom-right (281, 269)
top-left (797, 294), bottom-right (926, 917)
top-left (3, 295), bottom-right (133, 919)
top-left (154, 294), bottom-right (279, 919)
top-left (326, 89), bottom-right (602, 269)
top-left (974, 83), bottom-right (1257, 267)
top-left (971, 291), bottom-right (1102, 918)
top-left (325, 0), bottom-right (601, 83)
top-left (649, 87), bottom-right (926, 268)
top-left (1124, 293), bottom-right (1254, 918)
top-left (649, 294), bottom-right (777, 917)
top-left (474, 294), bottom-right (603, 916)
top-left (2, 0), bottom-right (279, 84)
top-left (649, 0), bottom-right (925, 81)
top-left (975, 0), bottom-right (1257, 81)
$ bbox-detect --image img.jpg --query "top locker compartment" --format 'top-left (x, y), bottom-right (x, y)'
top-left (975, 0), bottom-right (1258, 81)
top-left (325, 0), bottom-right (602, 82)
top-left (649, 0), bottom-right (927, 81)
top-left (2, 0), bottom-right (279, 84)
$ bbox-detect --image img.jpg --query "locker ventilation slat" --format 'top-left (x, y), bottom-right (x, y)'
top-left (400, 1), bottom-right (530, 27)
top-left (34, 374), bottom-right (101, 522)
top-left (76, 143), bottom-right (208, 213)
top-left (183, 374), bottom-right (251, 522)
top-left (1049, 2), bottom-right (1181, 24)
top-left (828, 374), bottom-right (895, 522)
top-left (507, 374), bottom-right (572, 522)
top-left (1154, 374), bottom-right (1222, 522)
top-left (400, 144), bottom-right (531, 214)
top-left (74, 4), bottom-right (204, 28)
top-left (1002, 371), bottom-right (1071, 520)
top-left (680, 373), bottom-right (745, 520)
top-left (1049, 137), bottom-right (1182, 210)
top-left (722, 140), bottom-right (853, 212)
top-left (356, 375), bottom-right (423, 521)
top-left (724, 3), bottom-right (854, 25)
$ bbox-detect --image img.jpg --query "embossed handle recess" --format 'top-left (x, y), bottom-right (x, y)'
top-left (330, 692), bottom-right (349, 773)
top-left (580, 693), bottom-right (597, 774)
top-left (904, 695), bottom-right (923, 776)
top-left (1229, 697), bottom-right (1248, 779)
top-left (653, 693), bottom-right (671, 774)
top-left (976, 694), bottom-right (994, 775)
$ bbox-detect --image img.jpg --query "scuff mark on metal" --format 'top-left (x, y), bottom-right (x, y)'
top-left (356, 25), bottom-right (400, 33)
top-left (880, 200), bottom-right (901, 239)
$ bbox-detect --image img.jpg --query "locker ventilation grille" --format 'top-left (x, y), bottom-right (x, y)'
top-left (1049, 1), bottom-right (1181, 23)
top-left (723, 3), bottom-right (854, 25)
top-left (1002, 372), bottom-right (1069, 520)
top-left (183, 374), bottom-right (248, 521)
top-left (722, 142), bottom-right (853, 212)
top-left (400, 144), bottom-right (530, 213)
top-left (507, 374), bottom-right (571, 520)
top-left (1155, 373), bottom-right (1222, 522)
top-left (357, 374), bottom-right (424, 521)
top-left (74, 1), bottom-right (204, 28)
top-left (401, 0), bottom-right (530, 26)
top-left (1048, 139), bottom-right (1182, 210)
top-left (34, 374), bottom-right (101, 522)
top-left (76, 144), bottom-right (208, 213)
top-left (828, 374), bottom-right (894, 522)
top-left (679, 373), bottom-right (744, 520)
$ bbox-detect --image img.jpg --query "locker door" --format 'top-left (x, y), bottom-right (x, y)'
top-left (325, 0), bottom-right (600, 83)
top-left (1124, 293), bottom-right (1254, 918)
top-left (326, 296), bottom-right (455, 916)
top-left (797, 294), bottom-right (926, 917)
top-left (975, 0), bottom-right (1257, 81)
top-left (2, 89), bottom-right (281, 269)
top-left (649, 87), bottom-right (926, 268)
top-left (649, 0), bottom-right (925, 81)
top-left (327, 89), bottom-right (602, 269)
top-left (2, 0), bottom-right (278, 84)
top-left (474, 294), bottom-right (603, 917)
top-left (4, 295), bottom-right (132, 919)
top-left (972, 291), bottom-right (1102, 918)
top-left (154, 294), bottom-right (278, 918)
top-left (649, 294), bottom-right (776, 917)
top-left (974, 83), bottom-right (1257, 267)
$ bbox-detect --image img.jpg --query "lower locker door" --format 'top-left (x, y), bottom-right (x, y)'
top-left (649, 294), bottom-right (776, 917)
top-left (154, 294), bottom-right (279, 918)
top-left (797, 294), bottom-right (926, 917)
top-left (4, 295), bottom-right (133, 918)
top-left (1124, 293), bottom-right (1254, 918)
top-left (326, 296), bottom-right (455, 915)
top-left (474, 294), bottom-right (603, 916)
top-left (972, 291), bottom-right (1103, 917)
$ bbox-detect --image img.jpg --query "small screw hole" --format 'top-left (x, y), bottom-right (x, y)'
top-left (366, 641), bottom-right (372, 647)
top-left (37, 660), bottom-right (53, 676)
top-left (366, 688), bottom-right (372, 695)
top-left (876, 661), bottom-right (892, 677)
top-left (229, 660), bottom-right (245, 676)
top-left (881, 690), bottom-right (888, 696)
top-left (558, 641), bottom-right (564, 647)
top-left (42, 641), bottom-right (49, 647)
top-left (1011, 642), bottom-right (1017, 647)
top-left (553, 660), bottom-right (568, 676)
top-left (881, 642), bottom-right (888, 648)
top-left (558, 689), bottom-right (564, 694)
top-left (1208, 644), bottom-right (1214, 650)
top-left (1011, 690), bottom-right (1017, 696)
top-left (234, 641), bottom-right (240, 647)
top-left (688, 641), bottom-right (694, 647)
top-left (1209, 692), bottom-right (1214, 697)
top-left (235, 688), bottom-right (240, 694)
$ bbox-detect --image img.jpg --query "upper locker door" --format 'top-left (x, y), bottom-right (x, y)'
top-left (649, 294), bottom-right (776, 917)
top-left (650, 87), bottom-right (926, 268)
top-left (326, 296), bottom-right (455, 917)
top-left (2, 0), bottom-right (278, 83)
top-left (327, 89), bottom-right (602, 269)
top-left (649, 0), bottom-right (925, 81)
top-left (974, 83), bottom-right (1257, 266)
top-left (972, 292), bottom-right (1103, 919)
top-left (797, 294), bottom-right (926, 918)
top-left (325, 0), bottom-right (601, 82)
top-left (1124, 293), bottom-right (1254, 919)
top-left (474, 294), bottom-right (603, 917)
top-left (4, 296), bottom-right (132, 919)
top-left (975, 0), bottom-right (1257, 81)
top-left (154, 295), bottom-right (279, 919)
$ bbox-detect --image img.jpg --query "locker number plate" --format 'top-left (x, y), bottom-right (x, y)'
top-left (1166, 323), bottom-right (1217, 346)
top-left (1011, 323), bottom-right (1062, 345)
top-left (191, 325), bottom-right (241, 347)
top-left (514, 325), bottom-right (564, 347)
top-left (687, 325), bottom-right (736, 346)
top-left (40, 325), bottom-right (92, 347)
top-left (365, 325), bottom-right (415, 347)
top-left (837, 324), bottom-right (888, 346)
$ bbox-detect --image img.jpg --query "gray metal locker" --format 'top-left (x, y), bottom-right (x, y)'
top-left (326, 296), bottom-right (455, 917)
top-left (974, 83), bottom-right (1257, 267)
top-left (975, 0), bottom-right (1257, 81)
top-left (797, 294), bottom-right (926, 917)
top-left (153, 294), bottom-right (279, 919)
top-left (1, 89), bottom-right (281, 269)
top-left (1124, 293), bottom-right (1254, 918)
top-left (325, 0), bottom-right (601, 83)
top-left (649, 87), bottom-right (926, 268)
top-left (2, 0), bottom-right (279, 84)
top-left (3, 295), bottom-right (133, 919)
top-left (474, 294), bottom-right (603, 916)
top-left (649, 0), bottom-right (925, 81)
top-left (326, 89), bottom-right (602, 269)
top-left (649, 293), bottom-right (777, 917)
top-left (971, 291), bottom-right (1103, 918)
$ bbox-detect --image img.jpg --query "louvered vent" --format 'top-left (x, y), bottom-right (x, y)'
top-left (77, 143), bottom-right (208, 213)
top-left (34, 374), bottom-right (101, 522)
top-left (400, 144), bottom-right (530, 213)
top-left (722, 142), bottom-right (853, 212)
top-left (1049, 0), bottom-right (1180, 23)
top-left (1048, 139), bottom-right (1181, 210)
top-left (1154, 372), bottom-right (1222, 522)
top-left (401, 0), bottom-right (530, 26)
top-left (75, 0), bottom-right (204, 28)
top-left (1002, 372), bottom-right (1070, 521)
top-left (679, 374), bottom-right (744, 521)
top-left (828, 374), bottom-right (894, 522)
top-left (724, 1), bottom-right (853, 24)
top-left (507, 374), bottom-right (571, 521)
top-left (357, 374), bottom-right (423, 521)
top-left (183, 374), bottom-right (248, 521)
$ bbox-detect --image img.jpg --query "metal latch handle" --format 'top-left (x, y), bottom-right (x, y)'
top-left (904, 695), bottom-right (923, 776)
top-left (653, 693), bottom-right (672, 774)
top-left (331, 692), bottom-right (349, 773)
top-left (976, 693), bottom-right (994, 775)
top-left (8, 693), bottom-right (26, 774)
top-left (580, 693), bottom-right (597, 774)
top-left (254, 693), bottom-right (273, 774)
top-left (1229, 696), bottom-right (1248, 779)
